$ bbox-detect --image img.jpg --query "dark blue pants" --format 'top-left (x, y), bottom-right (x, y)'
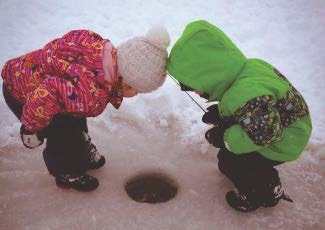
top-left (3, 84), bottom-right (89, 177)
top-left (217, 147), bottom-right (283, 201)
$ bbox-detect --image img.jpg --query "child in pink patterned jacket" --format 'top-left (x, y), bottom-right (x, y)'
top-left (1, 27), bottom-right (170, 191)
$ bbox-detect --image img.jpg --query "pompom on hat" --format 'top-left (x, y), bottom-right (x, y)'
top-left (117, 26), bottom-right (170, 93)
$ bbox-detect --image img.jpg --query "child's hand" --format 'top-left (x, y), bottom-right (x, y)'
top-left (202, 104), bottom-right (222, 126)
top-left (205, 127), bottom-right (225, 148)
top-left (20, 125), bottom-right (44, 149)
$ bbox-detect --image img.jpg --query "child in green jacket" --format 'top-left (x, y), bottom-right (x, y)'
top-left (167, 20), bottom-right (312, 212)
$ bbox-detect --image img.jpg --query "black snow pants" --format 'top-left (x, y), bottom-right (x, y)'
top-left (3, 84), bottom-right (89, 177)
top-left (217, 147), bottom-right (283, 202)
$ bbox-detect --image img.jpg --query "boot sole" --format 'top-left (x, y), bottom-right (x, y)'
top-left (56, 184), bottom-right (71, 189)
top-left (56, 183), bottom-right (98, 192)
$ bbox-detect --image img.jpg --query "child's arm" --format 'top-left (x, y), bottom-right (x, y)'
top-left (20, 77), bottom-right (63, 132)
top-left (223, 95), bottom-right (283, 154)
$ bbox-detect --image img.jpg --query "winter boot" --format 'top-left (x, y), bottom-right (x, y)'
top-left (55, 173), bottom-right (99, 191)
top-left (226, 189), bottom-right (261, 212)
top-left (226, 177), bottom-right (286, 212)
top-left (260, 177), bottom-right (284, 207)
top-left (83, 132), bottom-right (106, 170)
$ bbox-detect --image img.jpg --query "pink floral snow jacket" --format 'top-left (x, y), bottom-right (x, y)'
top-left (1, 30), bottom-right (123, 132)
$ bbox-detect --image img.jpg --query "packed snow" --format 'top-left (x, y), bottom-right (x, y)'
top-left (0, 0), bottom-right (325, 229)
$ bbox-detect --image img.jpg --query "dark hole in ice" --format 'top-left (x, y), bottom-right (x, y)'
top-left (125, 173), bottom-right (178, 203)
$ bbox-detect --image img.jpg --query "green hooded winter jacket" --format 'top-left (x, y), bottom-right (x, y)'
top-left (167, 20), bottom-right (312, 162)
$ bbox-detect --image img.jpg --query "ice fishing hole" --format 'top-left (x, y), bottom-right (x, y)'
top-left (125, 172), bottom-right (178, 203)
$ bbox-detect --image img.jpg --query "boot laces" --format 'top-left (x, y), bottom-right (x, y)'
top-left (273, 185), bottom-right (284, 199)
top-left (82, 132), bottom-right (101, 162)
top-left (60, 174), bottom-right (87, 183)
top-left (234, 189), bottom-right (249, 201)
top-left (88, 142), bottom-right (101, 162)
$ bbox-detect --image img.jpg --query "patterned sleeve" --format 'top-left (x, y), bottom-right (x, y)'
top-left (223, 95), bottom-right (283, 153)
top-left (21, 78), bottom-right (63, 132)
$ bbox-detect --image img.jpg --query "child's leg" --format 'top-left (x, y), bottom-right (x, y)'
top-left (44, 116), bottom-right (102, 191)
top-left (217, 148), bottom-right (283, 205)
top-left (3, 84), bottom-right (89, 176)
top-left (2, 84), bottom-right (23, 120)
top-left (3, 84), bottom-right (99, 190)
top-left (42, 114), bottom-right (89, 177)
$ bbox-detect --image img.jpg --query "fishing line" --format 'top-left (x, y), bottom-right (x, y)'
top-left (167, 73), bottom-right (206, 113)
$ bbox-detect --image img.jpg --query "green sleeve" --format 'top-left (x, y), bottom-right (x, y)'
top-left (222, 94), bottom-right (283, 154)
top-left (223, 125), bottom-right (265, 153)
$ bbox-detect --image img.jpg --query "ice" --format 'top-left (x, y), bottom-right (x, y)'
top-left (1, 0), bottom-right (325, 229)
top-left (159, 119), bottom-right (169, 128)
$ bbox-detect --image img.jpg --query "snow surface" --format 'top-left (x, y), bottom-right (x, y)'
top-left (1, 0), bottom-right (325, 229)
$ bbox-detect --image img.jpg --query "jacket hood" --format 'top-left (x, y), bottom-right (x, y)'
top-left (167, 20), bottom-right (247, 101)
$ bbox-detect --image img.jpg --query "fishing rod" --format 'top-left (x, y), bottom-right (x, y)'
top-left (167, 73), bottom-right (206, 113)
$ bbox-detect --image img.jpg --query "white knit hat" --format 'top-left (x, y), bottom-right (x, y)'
top-left (117, 26), bottom-right (170, 93)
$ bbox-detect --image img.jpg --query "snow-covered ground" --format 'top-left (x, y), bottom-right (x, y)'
top-left (1, 0), bottom-right (325, 229)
